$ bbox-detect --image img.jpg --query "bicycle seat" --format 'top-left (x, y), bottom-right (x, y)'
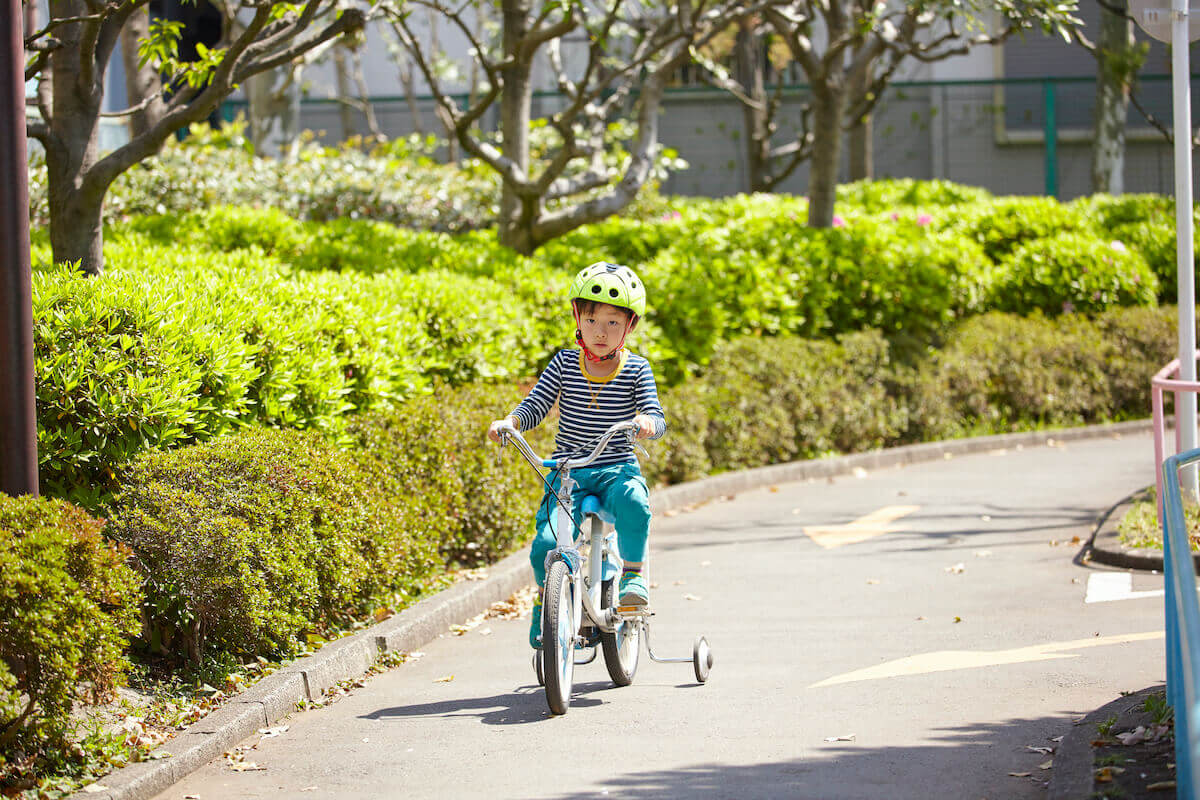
top-left (579, 494), bottom-right (615, 525)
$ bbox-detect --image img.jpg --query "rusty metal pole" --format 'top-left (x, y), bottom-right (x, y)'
top-left (0, 0), bottom-right (39, 497)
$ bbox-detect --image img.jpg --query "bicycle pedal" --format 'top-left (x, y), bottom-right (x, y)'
top-left (616, 605), bottom-right (652, 615)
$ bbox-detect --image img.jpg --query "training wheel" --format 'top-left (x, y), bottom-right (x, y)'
top-left (533, 650), bottom-right (545, 687)
top-left (692, 636), bottom-right (713, 683)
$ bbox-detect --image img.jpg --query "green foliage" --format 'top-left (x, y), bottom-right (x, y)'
top-left (991, 232), bottom-right (1158, 315)
top-left (347, 383), bottom-right (552, 567)
top-left (943, 196), bottom-right (1094, 262)
top-left (837, 178), bottom-right (993, 211)
top-left (108, 427), bottom-right (439, 660)
top-left (0, 496), bottom-right (141, 770)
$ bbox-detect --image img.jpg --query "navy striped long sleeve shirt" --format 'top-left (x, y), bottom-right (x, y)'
top-left (511, 349), bottom-right (667, 467)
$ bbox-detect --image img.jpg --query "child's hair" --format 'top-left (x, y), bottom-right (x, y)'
top-left (572, 298), bottom-right (636, 319)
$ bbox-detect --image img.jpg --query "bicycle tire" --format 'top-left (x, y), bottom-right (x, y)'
top-left (600, 575), bottom-right (640, 686)
top-left (542, 559), bottom-right (575, 715)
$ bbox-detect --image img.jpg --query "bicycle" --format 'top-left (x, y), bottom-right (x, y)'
top-left (495, 419), bottom-right (714, 715)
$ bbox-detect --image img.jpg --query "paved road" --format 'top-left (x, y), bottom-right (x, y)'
top-left (154, 431), bottom-right (1166, 800)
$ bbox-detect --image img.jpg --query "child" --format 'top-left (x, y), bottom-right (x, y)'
top-left (488, 262), bottom-right (667, 649)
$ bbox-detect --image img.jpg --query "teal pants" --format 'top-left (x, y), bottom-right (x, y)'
top-left (531, 461), bottom-right (651, 588)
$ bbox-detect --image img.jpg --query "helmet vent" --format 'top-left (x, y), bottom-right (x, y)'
top-left (609, 288), bottom-right (619, 298)
top-left (591, 284), bottom-right (601, 294)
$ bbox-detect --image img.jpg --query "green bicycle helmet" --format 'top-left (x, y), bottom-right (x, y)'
top-left (569, 261), bottom-right (647, 319)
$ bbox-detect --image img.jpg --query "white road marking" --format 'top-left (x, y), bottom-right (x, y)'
top-left (809, 631), bottom-right (1164, 688)
top-left (1084, 572), bottom-right (1167, 603)
top-left (803, 505), bottom-right (921, 549)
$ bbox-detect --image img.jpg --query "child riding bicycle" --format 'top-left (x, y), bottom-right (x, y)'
top-left (488, 262), bottom-right (667, 650)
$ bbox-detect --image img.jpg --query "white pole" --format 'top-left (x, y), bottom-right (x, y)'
top-left (1173, 0), bottom-right (1198, 500)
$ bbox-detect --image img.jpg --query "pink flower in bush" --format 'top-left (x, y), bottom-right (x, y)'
top-left (890, 212), bottom-right (900, 221)
top-left (832, 215), bottom-right (846, 228)
top-left (1062, 301), bottom-right (1076, 314)
top-left (917, 213), bottom-right (932, 226)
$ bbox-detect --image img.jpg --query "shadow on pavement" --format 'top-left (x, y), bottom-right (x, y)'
top-left (359, 680), bottom-right (631, 726)
top-left (540, 713), bottom-right (1078, 800)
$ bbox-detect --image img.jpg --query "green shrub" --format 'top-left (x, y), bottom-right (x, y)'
top-left (944, 196), bottom-right (1094, 262)
top-left (108, 427), bottom-right (438, 661)
top-left (348, 382), bottom-right (552, 567)
top-left (1072, 193), bottom-right (1195, 304)
top-left (990, 232), bottom-right (1158, 315)
top-left (0, 496), bottom-right (140, 767)
top-left (908, 312), bottom-right (1123, 436)
top-left (837, 178), bottom-right (993, 212)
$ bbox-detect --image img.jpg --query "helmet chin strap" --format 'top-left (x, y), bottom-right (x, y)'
top-left (574, 309), bottom-right (633, 364)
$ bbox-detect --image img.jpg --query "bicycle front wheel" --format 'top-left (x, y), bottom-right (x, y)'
top-left (542, 559), bottom-right (575, 715)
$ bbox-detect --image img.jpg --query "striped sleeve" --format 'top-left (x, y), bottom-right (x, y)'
top-left (511, 351), bottom-right (563, 431)
top-left (634, 359), bottom-right (667, 440)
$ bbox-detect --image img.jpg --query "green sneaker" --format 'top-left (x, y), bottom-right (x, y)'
top-left (618, 573), bottom-right (649, 606)
top-left (530, 601), bottom-right (543, 649)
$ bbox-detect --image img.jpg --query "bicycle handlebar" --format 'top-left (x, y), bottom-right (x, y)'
top-left (496, 420), bottom-right (638, 472)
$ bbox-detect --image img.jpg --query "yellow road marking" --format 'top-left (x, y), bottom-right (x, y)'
top-left (803, 505), bottom-right (921, 549)
top-left (809, 631), bottom-right (1165, 688)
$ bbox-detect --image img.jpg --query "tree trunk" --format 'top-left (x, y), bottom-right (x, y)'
top-left (497, 0), bottom-right (535, 254)
top-left (119, 6), bottom-right (158, 139)
top-left (47, 0), bottom-right (107, 274)
top-left (848, 113), bottom-right (873, 181)
top-left (735, 22), bottom-right (770, 192)
top-left (807, 81), bottom-right (845, 228)
top-left (1092, 0), bottom-right (1135, 194)
top-left (333, 44), bottom-right (357, 140)
top-left (847, 55), bottom-right (874, 181)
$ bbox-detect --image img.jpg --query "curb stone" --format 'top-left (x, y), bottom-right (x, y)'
top-left (1088, 486), bottom-right (1200, 573)
top-left (1046, 685), bottom-right (1166, 800)
top-left (66, 418), bottom-right (1155, 800)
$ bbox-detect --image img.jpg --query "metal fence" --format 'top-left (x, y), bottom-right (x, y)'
top-left (244, 74), bottom-right (1199, 201)
top-left (1158, 445), bottom-right (1200, 800)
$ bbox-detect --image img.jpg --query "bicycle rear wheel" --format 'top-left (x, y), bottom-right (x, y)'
top-left (542, 559), bottom-right (575, 715)
top-left (600, 577), bottom-right (640, 686)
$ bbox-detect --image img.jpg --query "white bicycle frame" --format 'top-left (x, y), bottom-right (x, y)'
top-left (497, 420), bottom-right (637, 639)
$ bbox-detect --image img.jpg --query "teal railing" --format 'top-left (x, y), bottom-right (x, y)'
top-left (1159, 447), bottom-right (1200, 800)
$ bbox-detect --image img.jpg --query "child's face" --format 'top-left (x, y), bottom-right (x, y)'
top-left (576, 303), bottom-right (632, 358)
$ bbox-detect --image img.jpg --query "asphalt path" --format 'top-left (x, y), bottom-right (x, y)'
top-left (154, 431), bottom-right (1166, 800)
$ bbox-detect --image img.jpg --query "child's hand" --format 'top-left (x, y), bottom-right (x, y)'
top-left (632, 414), bottom-right (656, 440)
top-left (488, 417), bottom-right (518, 443)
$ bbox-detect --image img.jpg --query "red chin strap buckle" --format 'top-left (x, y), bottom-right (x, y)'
top-left (574, 308), bottom-right (631, 363)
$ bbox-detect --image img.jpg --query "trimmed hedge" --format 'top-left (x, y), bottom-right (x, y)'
top-left (29, 182), bottom-right (1186, 509)
top-left (643, 305), bottom-right (1179, 486)
top-left (0, 497), bottom-right (141, 769)
top-left (106, 382), bottom-right (550, 662)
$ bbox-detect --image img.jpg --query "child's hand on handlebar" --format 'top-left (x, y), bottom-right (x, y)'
top-left (632, 414), bottom-right (656, 440)
top-left (488, 417), bottom-right (519, 443)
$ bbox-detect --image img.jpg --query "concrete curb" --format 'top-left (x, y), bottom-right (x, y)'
top-left (1045, 685), bottom-right (1165, 800)
top-left (1087, 485), bottom-right (1200, 573)
top-left (67, 418), bottom-right (1154, 800)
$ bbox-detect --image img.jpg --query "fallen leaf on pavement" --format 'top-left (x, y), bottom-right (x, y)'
top-left (82, 786), bottom-right (110, 794)
top-left (866, 579), bottom-right (880, 585)
top-left (229, 761), bottom-right (266, 772)
top-left (1008, 772), bottom-right (1031, 778)
top-left (1039, 759), bottom-right (1053, 770)
top-left (975, 550), bottom-right (993, 558)
top-left (1026, 746), bottom-right (1053, 754)
top-left (1148, 781), bottom-right (1176, 791)
top-left (953, 616), bottom-right (963, 623)
top-left (823, 734), bottom-right (855, 742)
top-left (683, 593), bottom-right (702, 601)
top-left (853, 467), bottom-right (868, 478)
top-left (434, 675), bottom-right (454, 683)
top-left (1051, 736), bottom-right (1064, 742)
top-left (258, 726), bottom-right (288, 738)
top-left (945, 563), bottom-right (965, 574)
top-left (300, 788), bottom-right (319, 793)
top-left (1095, 766), bottom-right (1125, 783)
